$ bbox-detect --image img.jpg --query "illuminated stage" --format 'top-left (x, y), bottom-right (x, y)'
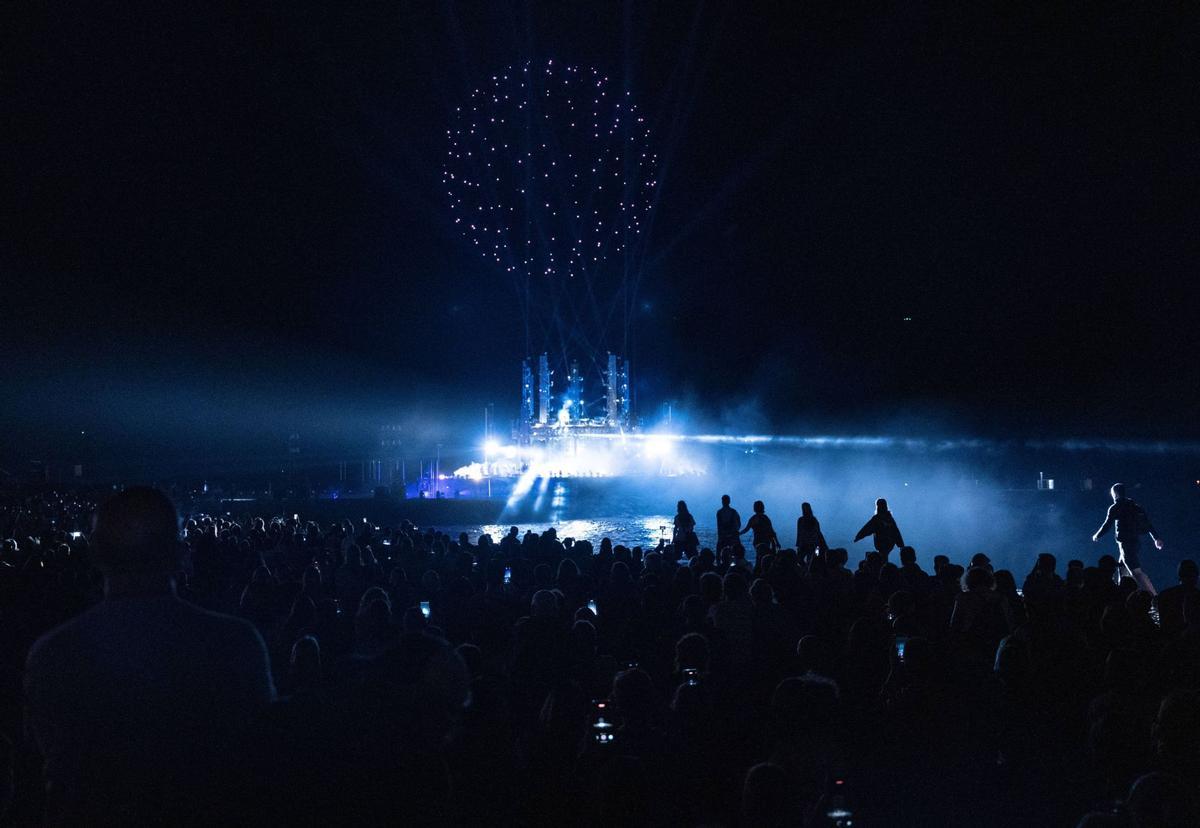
top-left (454, 353), bottom-right (702, 486)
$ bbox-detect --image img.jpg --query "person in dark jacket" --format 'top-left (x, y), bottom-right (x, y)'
top-left (672, 501), bottom-right (698, 557)
top-left (1093, 482), bottom-right (1161, 595)
top-left (715, 495), bottom-right (742, 556)
top-left (794, 502), bottom-right (827, 562)
top-left (854, 498), bottom-right (904, 562)
top-left (739, 501), bottom-right (779, 553)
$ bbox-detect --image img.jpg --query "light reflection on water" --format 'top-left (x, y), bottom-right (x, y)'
top-left (444, 515), bottom-right (718, 552)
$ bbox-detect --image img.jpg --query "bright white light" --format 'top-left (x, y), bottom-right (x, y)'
top-left (484, 439), bottom-right (501, 454)
top-left (644, 434), bottom-right (674, 459)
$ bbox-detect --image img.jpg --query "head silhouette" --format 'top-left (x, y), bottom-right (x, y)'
top-left (677, 500), bottom-right (689, 515)
top-left (721, 494), bottom-right (731, 506)
top-left (876, 498), bottom-right (888, 514)
top-left (753, 500), bottom-right (765, 514)
top-left (1178, 559), bottom-right (1199, 585)
top-left (91, 487), bottom-right (181, 575)
top-left (801, 502), bottom-right (813, 517)
top-left (1111, 483), bottom-right (1126, 501)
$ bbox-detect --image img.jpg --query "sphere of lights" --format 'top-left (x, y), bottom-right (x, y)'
top-left (443, 60), bottom-right (658, 297)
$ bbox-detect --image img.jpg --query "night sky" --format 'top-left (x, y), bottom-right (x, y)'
top-left (5, 3), bottom-right (1198, 467)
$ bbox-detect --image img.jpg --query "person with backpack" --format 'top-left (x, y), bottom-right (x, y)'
top-left (1093, 482), bottom-right (1162, 594)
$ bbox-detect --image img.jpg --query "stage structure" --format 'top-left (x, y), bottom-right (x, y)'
top-left (453, 351), bottom-right (702, 482)
top-left (517, 351), bottom-right (633, 445)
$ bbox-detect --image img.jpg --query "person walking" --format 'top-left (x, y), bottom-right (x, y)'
top-left (1093, 482), bottom-right (1161, 594)
top-left (795, 502), bottom-right (827, 562)
top-left (739, 500), bottom-right (779, 554)
top-left (854, 498), bottom-right (905, 562)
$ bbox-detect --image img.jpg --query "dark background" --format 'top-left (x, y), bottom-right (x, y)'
top-left (4, 2), bottom-right (1198, 470)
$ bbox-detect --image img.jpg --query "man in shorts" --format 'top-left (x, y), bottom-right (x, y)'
top-left (1093, 482), bottom-right (1162, 595)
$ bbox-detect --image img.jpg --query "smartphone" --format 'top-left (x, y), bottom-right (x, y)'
top-left (826, 778), bottom-right (855, 827)
top-left (587, 599), bottom-right (598, 615)
top-left (420, 600), bottom-right (431, 619)
top-left (592, 700), bottom-right (615, 745)
top-left (825, 807), bottom-right (855, 828)
top-left (69, 531), bottom-right (83, 539)
top-left (503, 566), bottom-right (512, 585)
top-left (682, 667), bottom-right (700, 686)
top-left (592, 719), bottom-right (616, 745)
top-left (293, 514), bottom-right (298, 521)
top-left (382, 539), bottom-right (392, 546)
top-left (894, 636), bottom-right (909, 662)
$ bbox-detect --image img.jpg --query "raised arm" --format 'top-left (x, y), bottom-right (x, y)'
top-left (853, 517), bottom-right (874, 543)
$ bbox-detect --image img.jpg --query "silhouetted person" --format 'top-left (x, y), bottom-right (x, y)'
top-left (739, 500), bottom-right (778, 552)
top-left (672, 500), bottom-right (697, 557)
top-left (1093, 483), bottom-right (1161, 595)
top-left (1126, 771), bottom-right (1197, 828)
top-left (24, 487), bottom-right (275, 825)
top-left (1156, 560), bottom-right (1199, 637)
top-left (794, 502), bottom-right (827, 561)
top-left (854, 498), bottom-right (904, 562)
top-left (741, 762), bottom-right (795, 827)
top-left (1022, 552), bottom-right (1065, 605)
top-left (716, 495), bottom-right (742, 556)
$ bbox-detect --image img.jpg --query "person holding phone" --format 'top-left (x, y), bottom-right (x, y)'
top-left (795, 502), bottom-right (828, 562)
top-left (672, 500), bottom-right (698, 557)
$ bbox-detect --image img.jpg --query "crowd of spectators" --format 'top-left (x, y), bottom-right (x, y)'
top-left (1, 487), bottom-right (1199, 826)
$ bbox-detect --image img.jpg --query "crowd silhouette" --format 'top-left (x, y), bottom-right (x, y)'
top-left (0, 486), bottom-right (1196, 826)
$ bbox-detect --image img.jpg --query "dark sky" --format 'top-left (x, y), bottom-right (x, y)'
top-left (5, 2), bottom-right (1199, 466)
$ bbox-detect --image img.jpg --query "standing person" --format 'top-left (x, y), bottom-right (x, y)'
top-left (673, 500), bottom-right (698, 558)
top-left (854, 498), bottom-right (905, 562)
top-left (1093, 482), bottom-right (1162, 595)
top-left (739, 500), bottom-right (779, 553)
top-left (795, 502), bottom-right (827, 562)
top-left (24, 487), bottom-right (275, 824)
top-left (716, 495), bottom-right (742, 557)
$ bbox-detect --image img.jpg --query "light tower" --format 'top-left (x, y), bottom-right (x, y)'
top-left (521, 359), bottom-right (535, 426)
top-left (566, 361), bottom-right (584, 422)
top-left (618, 358), bottom-right (631, 426)
top-left (606, 352), bottom-right (619, 425)
top-left (537, 353), bottom-right (552, 425)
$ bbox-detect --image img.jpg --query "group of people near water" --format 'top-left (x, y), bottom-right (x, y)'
top-left (673, 483), bottom-right (1164, 593)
